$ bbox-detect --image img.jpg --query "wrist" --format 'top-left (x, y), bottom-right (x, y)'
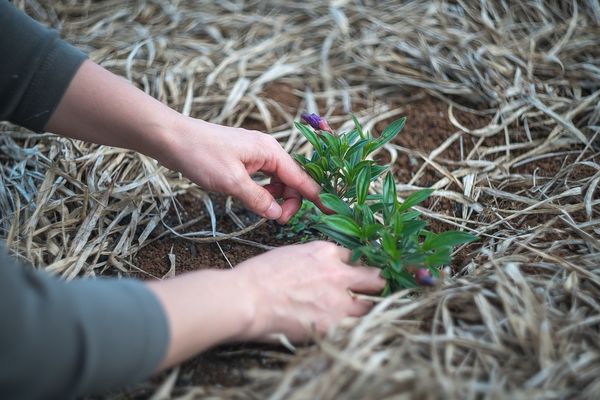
top-left (133, 106), bottom-right (183, 164)
top-left (219, 268), bottom-right (261, 342)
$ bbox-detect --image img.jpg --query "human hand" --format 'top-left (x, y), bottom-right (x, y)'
top-left (233, 241), bottom-right (386, 342)
top-left (45, 61), bottom-right (319, 223)
top-left (158, 117), bottom-right (321, 224)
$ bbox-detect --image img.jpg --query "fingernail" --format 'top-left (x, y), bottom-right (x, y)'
top-left (265, 201), bottom-right (282, 219)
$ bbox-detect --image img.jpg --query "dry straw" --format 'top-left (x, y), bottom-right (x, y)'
top-left (1, 0), bottom-right (599, 399)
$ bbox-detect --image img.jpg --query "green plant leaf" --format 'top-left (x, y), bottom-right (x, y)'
top-left (424, 247), bottom-right (452, 267)
top-left (381, 231), bottom-right (399, 258)
top-left (345, 128), bottom-right (360, 144)
top-left (370, 165), bottom-right (388, 180)
top-left (379, 117), bottom-right (406, 145)
top-left (321, 131), bottom-right (341, 156)
top-left (304, 162), bottom-right (325, 183)
top-left (398, 210), bottom-right (421, 221)
top-left (362, 117), bottom-right (406, 157)
top-left (351, 114), bottom-right (366, 139)
top-left (383, 172), bottom-right (396, 205)
top-left (358, 204), bottom-right (375, 227)
top-left (383, 172), bottom-right (396, 221)
top-left (319, 193), bottom-right (352, 217)
top-left (355, 165), bottom-right (370, 204)
top-left (397, 189), bottom-right (434, 212)
top-left (422, 231), bottom-right (478, 251)
top-left (314, 223), bottom-right (362, 249)
top-left (346, 139), bottom-right (369, 166)
top-left (393, 270), bottom-right (417, 289)
top-left (295, 121), bottom-right (323, 155)
top-left (401, 220), bottom-right (427, 239)
top-left (362, 223), bottom-right (383, 240)
top-left (293, 154), bottom-right (309, 166)
top-left (320, 214), bottom-right (362, 238)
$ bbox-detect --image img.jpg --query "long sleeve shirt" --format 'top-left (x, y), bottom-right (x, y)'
top-left (0, 2), bottom-right (169, 398)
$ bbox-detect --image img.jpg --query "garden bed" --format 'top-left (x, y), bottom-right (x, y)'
top-left (2, 1), bottom-right (599, 399)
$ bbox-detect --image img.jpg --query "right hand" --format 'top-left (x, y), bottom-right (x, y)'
top-left (233, 241), bottom-right (386, 342)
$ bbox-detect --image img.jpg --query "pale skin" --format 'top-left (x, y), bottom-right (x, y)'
top-left (47, 60), bottom-right (386, 371)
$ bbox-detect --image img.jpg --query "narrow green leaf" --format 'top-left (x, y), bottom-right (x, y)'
top-left (424, 247), bottom-right (452, 267)
top-left (383, 172), bottom-right (396, 221)
top-left (398, 210), bottom-right (421, 221)
top-left (362, 223), bottom-right (383, 240)
top-left (355, 165), bottom-right (370, 204)
top-left (351, 114), bottom-right (366, 139)
top-left (362, 117), bottom-right (406, 157)
top-left (320, 214), bottom-right (362, 238)
top-left (304, 163), bottom-right (325, 183)
top-left (401, 220), bottom-right (427, 239)
top-left (423, 231), bottom-right (478, 251)
top-left (370, 165), bottom-right (388, 180)
top-left (379, 117), bottom-right (406, 146)
top-left (359, 204), bottom-right (375, 227)
top-left (383, 172), bottom-right (396, 205)
top-left (293, 154), bottom-right (309, 166)
top-left (314, 224), bottom-right (362, 249)
top-left (345, 128), bottom-right (360, 144)
top-left (319, 193), bottom-right (352, 217)
top-left (397, 189), bottom-right (434, 212)
top-left (295, 121), bottom-right (323, 155)
top-left (382, 231), bottom-right (399, 258)
top-left (321, 131), bottom-right (341, 156)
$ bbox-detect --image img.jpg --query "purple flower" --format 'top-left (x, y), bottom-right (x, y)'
top-left (301, 113), bottom-right (321, 130)
top-left (301, 113), bottom-right (333, 133)
top-left (415, 268), bottom-right (436, 287)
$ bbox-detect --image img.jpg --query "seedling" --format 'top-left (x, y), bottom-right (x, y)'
top-left (294, 113), bottom-right (477, 294)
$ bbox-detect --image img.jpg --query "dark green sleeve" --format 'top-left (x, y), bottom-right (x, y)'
top-left (0, 245), bottom-right (169, 398)
top-left (0, 0), bottom-right (87, 132)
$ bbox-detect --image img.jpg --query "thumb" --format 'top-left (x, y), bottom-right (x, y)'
top-left (232, 175), bottom-right (282, 220)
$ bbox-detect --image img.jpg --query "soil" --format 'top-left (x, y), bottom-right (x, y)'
top-left (130, 91), bottom-right (593, 390)
top-left (241, 82), bottom-right (302, 132)
top-left (135, 192), bottom-right (303, 278)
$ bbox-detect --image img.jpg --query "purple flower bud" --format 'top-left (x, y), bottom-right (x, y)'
top-left (415, 268), bottom-right (436, 287)
top-left (301, 113), bottom-right (333, 133)
top-left (301, 113), bottom-right (322, 130)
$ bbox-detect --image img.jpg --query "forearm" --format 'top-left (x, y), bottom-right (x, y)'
top-left (46, 60), bottom-right (178, 161)
top-left (146, 269), bottom-right (257, 370)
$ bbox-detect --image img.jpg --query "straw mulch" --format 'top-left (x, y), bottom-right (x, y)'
top-left (1, 1), bottom-right (599, 399)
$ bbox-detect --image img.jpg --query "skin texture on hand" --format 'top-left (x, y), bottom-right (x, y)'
top-left (148, 241), bottom-right (386, 370)
top-left (46, 60), bottom-right (321, 223)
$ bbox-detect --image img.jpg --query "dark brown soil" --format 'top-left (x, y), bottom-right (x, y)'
top-left (135, 193), bottom-right (300, 278)
top-left (374, 95), bottom-right (493, 186)
top-left (241, 82), bottom-right (302, 132)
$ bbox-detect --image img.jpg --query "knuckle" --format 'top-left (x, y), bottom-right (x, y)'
top-left (265, 134), bottom-right (280, 147)
top-left (250, 187), bottom-right (270, 210)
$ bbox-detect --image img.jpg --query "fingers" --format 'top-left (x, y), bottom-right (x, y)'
top-left (265, 178), bottom-right (303, 224)
top-left (259, 142), bottom-right (321, 204)
top-left (343, 265), bottom-right (386, 294)
top-left (232, 174), bottom-right (282, 220)
top-left (346, 296), bottom-right (375, 317)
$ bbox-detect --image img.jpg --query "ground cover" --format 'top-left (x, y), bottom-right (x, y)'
top-left (1, 1), bottom-right (599, 399)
